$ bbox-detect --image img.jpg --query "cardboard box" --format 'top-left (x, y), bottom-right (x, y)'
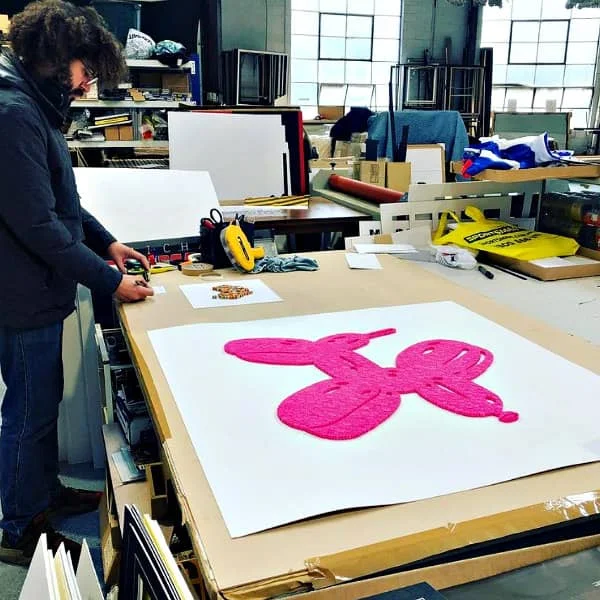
top-left (305, 534), bottom-right (600, 600)
top-left (318, 106), bottom-right (345, 121)
top-left (162, 73), bottom-right (190, 95)
top-left (484, 247), bottom-right (600, 281)
top-left (451, 161), bottom-right (600, 182)
top-left (360, 160), bottom-right (387, 187)
top-left (105, 126), bottom-right (120, 141)
top-left (138, 72), bottom-right (161, 89)
top-left (119, 125), bottom-right (134, 141)
top-left (387, 162), bottom-right (412, 193)
top-left (99, 482), bottom-right (121, 587)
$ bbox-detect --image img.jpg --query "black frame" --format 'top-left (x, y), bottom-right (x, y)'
top-left (119, 505), bottom-right (181, 600)
top-left (222, 49), bottom-right (288, 106)
top-left (318, 12), bottom-right (375, 62)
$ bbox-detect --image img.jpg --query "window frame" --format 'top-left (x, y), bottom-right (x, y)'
top-left (481, 3), bottom-right (599, 128)
top-left (318, 12), bottom-right (375, 62)
top-left (508, 19), bottom-right (570, 65)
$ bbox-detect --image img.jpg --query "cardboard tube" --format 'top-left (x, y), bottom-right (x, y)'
top-left (328, 174), bottom-right (404, 204)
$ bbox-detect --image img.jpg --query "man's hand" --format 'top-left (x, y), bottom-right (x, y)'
top-left (108, 241), bottom-right (150, 273)
top-left (115, 274), bottom-right (154, 302)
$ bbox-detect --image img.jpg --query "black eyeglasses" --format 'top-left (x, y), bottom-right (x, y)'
top-left (82, 61), bottom-right (97, 83)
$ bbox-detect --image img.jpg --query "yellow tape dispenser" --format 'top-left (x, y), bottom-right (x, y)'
top-left (220, 219), bottom-right (265, 272)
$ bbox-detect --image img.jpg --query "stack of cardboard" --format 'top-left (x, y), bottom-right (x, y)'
top-left (359, 144), bottom-right (446, 193)
top-left (90, 113), bottom-right (134, 141)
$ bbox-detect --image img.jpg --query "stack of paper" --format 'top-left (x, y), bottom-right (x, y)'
top-left (353, 243), bottom-right (417, 254)
top-left (19, 537), bottom-right (102, 600)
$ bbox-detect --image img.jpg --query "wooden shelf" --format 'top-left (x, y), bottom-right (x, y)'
top-left (72, 99), bottom-right (183, 109)
top-left (68, 140), bottom-right (169, 149)
top-left (103, 423), bottom-right (152, 532)
top-left (451, 160), bottom-right (600, 182)
top-left (304, 119), bottom-right (337, 125)
top-left (126, 59), bottom-right (194, 71)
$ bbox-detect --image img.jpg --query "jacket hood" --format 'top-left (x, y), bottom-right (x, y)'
top-left (0, 49), bottom-right (67, 127)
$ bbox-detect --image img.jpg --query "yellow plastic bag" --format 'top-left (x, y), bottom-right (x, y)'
top-left (433, 206), bottom-right (579, 261)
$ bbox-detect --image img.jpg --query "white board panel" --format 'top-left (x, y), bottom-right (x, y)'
top-left (74, 168), bottom-right (219, 244)
top-left (168, 112), bottom-right (286, 201)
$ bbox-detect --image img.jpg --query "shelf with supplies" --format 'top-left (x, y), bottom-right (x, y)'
top-left (68, 140), bottom-right (169, 149)
top-left (95, 323), bottom-right (204, 595)
top-left (71, 99), bottom-right (185, 109)
top-left (67, 53), bottom-right (201, 157)
top-left (126, 58), bottom-right (195, 71)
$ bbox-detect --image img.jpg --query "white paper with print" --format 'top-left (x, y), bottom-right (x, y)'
top-left (149, 301), bottom-right (600, 537)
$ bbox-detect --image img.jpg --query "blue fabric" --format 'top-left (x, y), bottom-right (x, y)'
top-left (251, 255), bottom-right (319, 273)
top-left (0, 322), bottom-right (64, 542)
top-left (462, 133), bottom-right (574, 176)
top-left (466, 140), bottom-right (536, 170)
top-left (367, 110), bottom-right (469, 162)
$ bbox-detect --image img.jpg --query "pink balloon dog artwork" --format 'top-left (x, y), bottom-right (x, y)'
top-left (224, 329), bottom-right (519, 440)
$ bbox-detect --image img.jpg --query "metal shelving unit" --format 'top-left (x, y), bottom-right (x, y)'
top-left (391, 63), bottom-right (487, 137)
top-left (69, 58), bottom-right (198, 155)
top-left (72, 99), bottom-right (183, 109)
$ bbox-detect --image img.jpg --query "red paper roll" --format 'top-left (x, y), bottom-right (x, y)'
top-left (328, 174), bottom-right (404, 204)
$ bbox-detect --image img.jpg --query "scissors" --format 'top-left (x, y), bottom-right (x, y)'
top-left (201, 208), bottom-right (225, 230)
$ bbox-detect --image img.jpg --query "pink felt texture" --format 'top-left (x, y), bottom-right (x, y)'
top-left (224, 331), bottom-right (519, 440)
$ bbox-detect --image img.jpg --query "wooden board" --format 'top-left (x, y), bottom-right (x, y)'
top-left (451, 161), bottom-right (600, 182)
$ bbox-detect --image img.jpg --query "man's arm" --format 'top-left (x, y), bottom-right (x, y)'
top-left (0, 105), bottom-right (122, 296)
top-left (81, 207), bottom-right (116, 256)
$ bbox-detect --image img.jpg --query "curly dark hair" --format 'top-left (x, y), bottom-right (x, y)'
top-left (8, 0), bottom-right (126, 87)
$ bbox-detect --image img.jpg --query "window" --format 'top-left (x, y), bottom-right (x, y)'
top-left (291, 0), bottom-right (401, 119)
top-left (481, 1), bottom-right (600, 129)
top-left (319, 13), bottom-right (374, 61)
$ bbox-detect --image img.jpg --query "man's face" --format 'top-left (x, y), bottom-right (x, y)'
top-left (68, 59), bottom-right (97, 99)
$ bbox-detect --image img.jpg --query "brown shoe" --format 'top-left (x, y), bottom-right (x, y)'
top-left (0, 513), bottom-right (81, 568)
top-left (48, 484), bottom-right (102, 518)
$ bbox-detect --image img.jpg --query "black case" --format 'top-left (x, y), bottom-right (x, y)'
top-left (200, 221), bottom-right (256, 268)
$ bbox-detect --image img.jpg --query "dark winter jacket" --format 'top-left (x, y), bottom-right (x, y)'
top-left (0, 49), bottom-right (122, 328)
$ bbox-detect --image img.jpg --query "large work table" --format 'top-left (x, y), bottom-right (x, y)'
top-left (118, 251), bottom-right (600, 600)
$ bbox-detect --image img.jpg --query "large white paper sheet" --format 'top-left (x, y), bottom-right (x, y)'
top-left (148, 302), bottom-right (600, 538)
top-left (74, 168), bottom-right (218, 244)
top-left (169, 112), bottom-right (287, 201)
top-left (180, 279), bottom-right (282, 309)
top-left (76, 540), bottom-right (104, 600)
top-left (19, 534), bottom-right (57, 600)
top-left (345, 253), bottom-right (382, 270)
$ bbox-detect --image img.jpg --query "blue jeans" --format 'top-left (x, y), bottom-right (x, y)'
top-left (0, 322), bottom-right (64, 542)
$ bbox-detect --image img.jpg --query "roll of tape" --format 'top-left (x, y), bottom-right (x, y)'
top-left (181, 262), bottom-right (214, 276)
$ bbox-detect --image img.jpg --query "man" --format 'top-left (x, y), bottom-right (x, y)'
top-left (0, 0), bottom-right (154, 566)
